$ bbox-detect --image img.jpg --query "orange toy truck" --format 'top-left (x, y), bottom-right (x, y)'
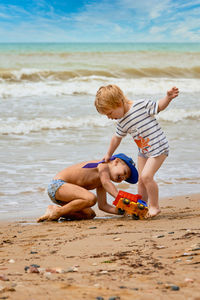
top-left (113, 190), bottom-right (148, 220)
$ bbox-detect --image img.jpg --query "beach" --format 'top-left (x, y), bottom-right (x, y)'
top-left (0, 42), bottom-right (200, 219)
top-left (0, 193), bottom-right (200, 300)
top-left (0, 43), bottom-right (200, 298)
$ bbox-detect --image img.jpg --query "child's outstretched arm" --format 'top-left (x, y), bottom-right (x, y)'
top-left (96, 186), bottom-right (118, 214)
top-left (158, 86), bottom-right (179, 112)
top-left (98, 163), bottom-right (119, 198)
top-left (104, 135), bottom-right (122, 162)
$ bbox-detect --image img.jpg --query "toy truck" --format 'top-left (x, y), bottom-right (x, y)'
top-left (113, 190), bottom-right (148, 220)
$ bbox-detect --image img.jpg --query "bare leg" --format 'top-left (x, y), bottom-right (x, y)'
top-left (137, 156), bottom-right (148, 202)
top-left (37, 183), bottom-right (97, 222)
top-left (139, 154), bottom-right (167, 218)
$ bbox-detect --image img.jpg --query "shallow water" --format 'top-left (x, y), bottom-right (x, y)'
top-left (0, 43), bottom-right (200, 219)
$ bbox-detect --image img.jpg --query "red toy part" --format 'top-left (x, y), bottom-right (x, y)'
top-left (113, 190), bottom-right (142, 206)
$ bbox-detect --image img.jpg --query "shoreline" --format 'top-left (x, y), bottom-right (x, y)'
top-left (0, 193), bottom-right (200, 299)
top-left (0, 192), bottom-right (199, 222)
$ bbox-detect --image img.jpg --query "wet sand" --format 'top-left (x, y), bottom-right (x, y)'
top-left (0, 193), bottom-right (200, 300)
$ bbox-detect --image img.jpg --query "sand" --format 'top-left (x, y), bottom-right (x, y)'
top-left (0, 193), bottom-right (200, 300)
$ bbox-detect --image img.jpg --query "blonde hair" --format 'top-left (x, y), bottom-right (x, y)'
top-left (95, 84), bottom-right (128, 114)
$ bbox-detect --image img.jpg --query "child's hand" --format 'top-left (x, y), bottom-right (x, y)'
top-left (167, 87), bottom-right (179, 101)
top-left (158, 86), bottom-right (179, 112)
top-left (103, 154), bottom-right (111, 162)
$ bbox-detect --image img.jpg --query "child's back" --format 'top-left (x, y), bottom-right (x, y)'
top-left (54, 160), bottom-right (102, 190)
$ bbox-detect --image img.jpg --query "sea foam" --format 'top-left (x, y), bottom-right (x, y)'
top-left (0, 110), bottom-right (199, 135)
top-left (0, 76), bottom-right (200, 99)
top-left (0, 116), bottom-right (111, 135)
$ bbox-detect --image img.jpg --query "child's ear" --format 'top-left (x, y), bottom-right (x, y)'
top-left (114, 158), bottom-right (120, 165)
top-left (119, 100), bottom-right (124, 107)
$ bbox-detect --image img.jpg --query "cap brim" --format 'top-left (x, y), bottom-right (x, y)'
top-left (125, 163), bottom-right (138, 184)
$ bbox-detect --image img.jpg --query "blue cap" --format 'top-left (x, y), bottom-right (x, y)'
top-left (112, 153), bottom-right (138, 184)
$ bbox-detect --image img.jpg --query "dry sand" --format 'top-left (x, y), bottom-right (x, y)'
top-left (0, 193), bottom-right (200, 300)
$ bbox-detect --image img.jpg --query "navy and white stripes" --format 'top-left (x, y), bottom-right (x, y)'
top-left (115, 99), bottom-right (169, 157)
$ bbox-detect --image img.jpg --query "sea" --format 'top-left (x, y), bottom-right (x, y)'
top-left (0, 42), bottom-right (200, 220)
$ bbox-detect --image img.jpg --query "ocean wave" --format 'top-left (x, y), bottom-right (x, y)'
top-left (0, 116), bottom-right (112, 135)
top-left (1, 76), bottom-right (200, 98)
top-left (0, 110), bottom-right (199, 135)
top-left (0, 68), bottom-right (114, 82)
top-left (0, 66), bottom-right (200, 82)
top-left (158, 109), bottom-right (200, 122)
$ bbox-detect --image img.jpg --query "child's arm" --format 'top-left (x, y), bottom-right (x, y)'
top-left (96, 186), bottom-right (118, 214)
top-left (158, 87), bottom-right (179, 113)
top-left (98, 163), bottom-right (119, 198)
top-left (104, 135), bottom-right (122, 162)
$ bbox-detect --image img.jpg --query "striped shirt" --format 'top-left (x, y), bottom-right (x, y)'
top-left (116, 99), bottom-right (169, 157)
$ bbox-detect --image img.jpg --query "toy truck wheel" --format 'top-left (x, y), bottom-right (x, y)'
top-left (123, 198), bottom-right (130, 205)
top-left (132, 214), bottom-right (140, 220)
top-left (118, 208), bottom-right (125, 215)
top-left (137, 203), bottom-right (145, 210)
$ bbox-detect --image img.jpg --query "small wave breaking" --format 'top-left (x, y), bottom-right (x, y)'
top-left (0, 116), bottom-right (111, 135)
top-left (158, 109), bottom-right (200, 122)
top-left (0, 110), bottom-right (199, 135)
top-left (0, 76), bottom-right (200, 99)
top-left (0, 66), bottom-right (200, 82)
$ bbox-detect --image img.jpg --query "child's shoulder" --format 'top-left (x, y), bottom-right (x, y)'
top-left (133, 98), bottom-right (148, 105)
top-left (131, 98), bottom-right (154, 110)
top-left (122, 99), bottom-right (145, 116)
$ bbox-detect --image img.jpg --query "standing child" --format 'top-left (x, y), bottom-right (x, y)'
top-left (95, 84), bottom-right (179, 217)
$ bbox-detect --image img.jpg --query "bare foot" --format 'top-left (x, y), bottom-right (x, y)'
top-left (37, 205), bottom-right (61, 222)
top-left (145, 206), bottom-right (161, 219)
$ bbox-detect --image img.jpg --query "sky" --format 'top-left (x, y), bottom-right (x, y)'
top-left (0, 0), bottom-right (200, 43)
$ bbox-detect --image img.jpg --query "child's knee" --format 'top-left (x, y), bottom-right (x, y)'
top-left (138, 177), bottom-right (145, 187)
top-left (88, 194), bottom-right (97, 207)
top-left (140, 173), bottom-right (153, 185)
